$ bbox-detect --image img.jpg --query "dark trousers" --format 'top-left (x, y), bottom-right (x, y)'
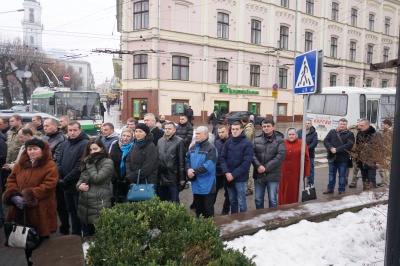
top-left (0, 169), bottom-right (11, 222)
top-left (193, 193), bottom-right (215, 218)
top-left (64, 192), bottom-right (83, 236)
top-left (158, 185), bottom-right (179, 203)
top-left (360, 167), bottom-right (377, 187)
top-left (56, 185), bottom-right (70, 234)
top-left (214, 175), bottom-right (230, 213)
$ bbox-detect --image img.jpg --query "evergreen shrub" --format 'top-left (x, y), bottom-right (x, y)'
top-left (86, 197), bottom-right (255, 265)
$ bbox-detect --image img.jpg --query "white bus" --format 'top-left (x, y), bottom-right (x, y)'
top-left (306, 87), bottom-right (396, 140)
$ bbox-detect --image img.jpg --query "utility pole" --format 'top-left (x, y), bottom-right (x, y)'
top-left (274, 40), bottom-right (280, 123)
top-left (370, 28), bottom-right (400, 266)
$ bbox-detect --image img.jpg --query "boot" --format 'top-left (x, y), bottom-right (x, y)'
top-left (363, 180), bottom-right (373, 191)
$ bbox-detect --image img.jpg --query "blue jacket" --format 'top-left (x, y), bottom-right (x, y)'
top-left (297, 126), bottom-right (318, 158)
top-left (185, 138), bottom-right (217, 195)
top-left (102, 132), bottom-right (120, 151)
top-left (220, 132), bottom-right (254, 183)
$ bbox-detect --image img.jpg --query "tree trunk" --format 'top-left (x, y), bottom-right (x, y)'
top-left (0, 71), bottom-right (12, 107)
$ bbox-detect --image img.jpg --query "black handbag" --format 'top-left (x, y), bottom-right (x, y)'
top-left (301, 178), bottom-right (317, 202)
top-left (4, 208), bottom-right (41, 250)
top-left (127, 169), bottom-right (156, 202)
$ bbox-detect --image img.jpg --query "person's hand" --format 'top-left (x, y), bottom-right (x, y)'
top-left (11, 196), bottom-right (25, 209)
top-left (2, 164), bottom-right (11, 170)
top-left (79, 183), bottom-right (90, 192)
top-left (330, 148), bottom-right (337, 154)
top-left (180, 180), bottom-right (186, 186)
top-left (225, 173), bottom-right (234, 182)
top-left (257, 165), bottom-right (266, 173)
top-left (187, 169), bottom-right (195, 179)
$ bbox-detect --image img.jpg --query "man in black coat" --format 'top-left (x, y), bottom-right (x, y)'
top-left (297, 120), bottom-right (318, 186)
top-left (43, 118), bottom-right (68, 235)
top-left (185, 106), bottom-right (194, 125)
top-left (144, 113), bottom-right (164, 146)
top-left (323, 118), bottom-right (355, 195)
top-left (157, 122), bottom-right (186, 203)
top-left (0, 131), bottom-right (7, 226)
top-left (355, 119), bottom-right (382, 189)
top-left (57, 121), bottom-right (89, 236)
top-left (0, 117), bottom-right (10, 136)
top-left (175, 115), bottom-right (193, 151)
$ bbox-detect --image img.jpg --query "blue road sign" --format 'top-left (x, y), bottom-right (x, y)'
top-left (294, 49), bottom-right (318, 94)
top-left (272, 83), bottom-right (278, 90)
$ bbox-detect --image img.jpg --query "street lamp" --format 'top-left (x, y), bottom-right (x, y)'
top-left (0, 9), bottom-right (24, 15)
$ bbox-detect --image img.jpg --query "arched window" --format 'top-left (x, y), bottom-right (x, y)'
top-left (29, 9), bottom-right (34, 23)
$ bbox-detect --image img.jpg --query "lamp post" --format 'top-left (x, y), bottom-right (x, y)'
top-left (0, 9), bottom-right (24, 15)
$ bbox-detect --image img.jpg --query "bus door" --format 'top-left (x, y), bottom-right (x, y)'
top-left (366, 100), bottom-right (379, 126)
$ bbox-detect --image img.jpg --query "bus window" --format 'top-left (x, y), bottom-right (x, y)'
top-left (381, 95), bottom-right (395, 118)
top-left (359, 94), bottom-right (366, 119)
top-left (308, 94), bottom-right (325, 113)
top-left (324, 95), bottom-right (347, 116)
top-left (367, 100), bottom-right (379, 124)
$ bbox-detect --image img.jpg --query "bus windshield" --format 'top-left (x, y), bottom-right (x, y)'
top-left (55, 92), bottom-right (100, 121)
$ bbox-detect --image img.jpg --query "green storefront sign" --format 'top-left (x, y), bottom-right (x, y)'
top-left (219, 84), bottom-right (259, 95)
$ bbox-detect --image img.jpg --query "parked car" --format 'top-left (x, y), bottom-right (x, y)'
top-left (0, 110), bottom-right (58, 123)
top-left (220, 111), bottom-right (266, 126)
top-left (11, 105), bottom-right (30, 112)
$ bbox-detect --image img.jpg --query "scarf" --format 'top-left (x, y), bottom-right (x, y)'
top-left (136, 138), bottom-right (145, 146)
top-left (120, 142), bottom-right (133, 177)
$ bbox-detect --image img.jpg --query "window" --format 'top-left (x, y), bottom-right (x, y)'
top-left (172, 56), bottom-right (189, 81)
top-left (308, 94), bottom-right (348, 116)
top-left (306, 0), bottom-right (314, 15)
top-left (279, 68), bottom-right (288, 89)
top-left (281, 0), bottom-right (289, 8)
top-left (385, 18), bottom-right (390, 35)
top-left (251, 19), bottom-right (261, 44)
top-left (381, 94), bottom-right (395, 118)
top-left (349, 77), bottom-right (355, 87)
top-left (383, 48), bottom-right (389, 63)
top-left (330, 74), bottom-right (337, 86)
top-left (171, 99), bottom-right (189, 115)
top-left (217, 12), bottom-right (229, 39)
top-left (369, 14), bottom-right (375, 31)
top-left (29, 9), bottom-right (34, 23)
top-left (280, 26), bottom-right (289, 49)
top-left (305, 31), bottom-right (313, 52)
top-left (133, 54), bottom-right (147, 79)
top-left (366, 79), bottom-right (372, 87)
top-left (250, 65), bottom-right (260, 87)
top-left (332, 2), bottom-right (339, 21)
top-left (382, 80), bottom-right (388, 88)
top-left (217, 61), bottom-right (228, 84)
top-left (360, 94), bottom-right (366, 118)
top-left (330, 37), bottom-right (338, 58)
top-left (29, 36), bottom-right (34, 44)
top-left (351, 8), bottom-right (357, 26)
top-left (79, 67), bottom-right (82, 74)
top-left (350, 41), bottom-right (356, 61)
top-left (277, 103), bottom-right (288, 116)
top-left (367, 45), bottom-right (373, 64)
top-left (133, 1), bottom-right (149, 30)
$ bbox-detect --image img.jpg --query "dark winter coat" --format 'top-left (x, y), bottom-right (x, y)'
top-left (220, 132), bottom-right (254, 183)
top-left (1, 125), bottom-right (10, 136)
top-left (76, 150), bottom-right (114, 224)
top-left (175, 122), bottom-right (194, 150)
top-left (2, 142), bottom-right (58, 237)
top-left (0, 132), bottom-right (7, 167)
top-left (126, 134), bottom-right (159, 185)
top-left (185, 138), bottom-right (217, 195)
top-left (252, 131), bottom-right (286, 182)
top-left (186, 108), bottom-right (193, 117)
top-left (101, 132), bottom-right (119, 151)
top-left (356, 126), bottom-right (382, 169)
top-left (323, 129), bottom-right (355, 163)
top-left (208, 112), bottom-right (219, 125)
top-left (157, 134), bottom-right (185, 186)
top-left (57, 130), bottom-right (90, 193)
top-left (297, 126), bottom-right (318, 158)
top-left (214, 136), bottom-right (229, 176)
top-left (42, 130), bottom-right (65, 162)
top-left (150, 126), bottom-right (164, 146)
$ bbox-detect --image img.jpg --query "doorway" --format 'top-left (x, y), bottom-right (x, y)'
top-left (214, 101), bottom-right (229, 115)
top-left (248, 102), bottom-right (260, 115)
top-left (132, 99), bottom-right (148, 119)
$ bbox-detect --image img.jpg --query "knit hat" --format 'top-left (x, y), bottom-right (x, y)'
top-left (25, 138), bottom-right (45, 150)
top-left (135, 123), bottom-right (150, 135)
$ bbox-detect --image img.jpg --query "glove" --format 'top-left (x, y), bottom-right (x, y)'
top-left (11, 196), bottom-right (26, 209)
top-left (58, 179), bottom-right (68, 189)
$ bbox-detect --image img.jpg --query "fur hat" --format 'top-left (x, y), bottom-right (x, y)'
top-left (135, 123), bottom-right (150, 135)
top-left (25, 138), bottom-right (45, 150)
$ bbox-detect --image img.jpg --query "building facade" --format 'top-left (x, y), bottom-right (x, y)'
top-left (22, 0), bottom-right (43, 48)
top-left (115, 0), bottom-right (400, 122)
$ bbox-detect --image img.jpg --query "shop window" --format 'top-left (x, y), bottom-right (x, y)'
top-left (171, 99), bottom-right (189, 115)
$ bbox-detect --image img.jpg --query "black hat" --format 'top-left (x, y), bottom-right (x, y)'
top-left (25, 138), bottom-right (45, 150)
top-left (135, 123), bottom-right (150, 135)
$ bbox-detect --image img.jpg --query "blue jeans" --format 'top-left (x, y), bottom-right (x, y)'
top-left (227, 182), bottom-right (247, 213)
top-left (254, 180), bottom-right (279, 209)
top-left (158, 185), bottom-right (179, 203)
top-left (328, 161), bottom-right (348, 192)
top-left (309, 157), bottom-right (315, 185)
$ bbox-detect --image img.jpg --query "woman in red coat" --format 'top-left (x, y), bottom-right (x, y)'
top-left (3, 138), bottom-right (58, 265)
top-left (279, 127), bottom-right (310, 205)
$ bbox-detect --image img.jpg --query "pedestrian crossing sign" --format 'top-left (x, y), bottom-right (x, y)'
top-left (294, 49), bottom-right (318, 94)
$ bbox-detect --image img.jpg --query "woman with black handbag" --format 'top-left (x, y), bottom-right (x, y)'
top-left (77, 138), bottom-right (114, 236)
top-left (109, 128), bottom-right (134, 204)
top-left (2, 138), bottom-right (58, 265)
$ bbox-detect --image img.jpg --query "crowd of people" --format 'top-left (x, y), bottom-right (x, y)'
top-left (0, 110), bottom-right (392, 264)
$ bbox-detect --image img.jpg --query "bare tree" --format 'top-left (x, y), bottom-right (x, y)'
top-left (0, 39), bottom-right (16, 107)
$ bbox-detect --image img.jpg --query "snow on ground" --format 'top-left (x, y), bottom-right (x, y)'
top-left (226, 204), bottom-right (387, 266)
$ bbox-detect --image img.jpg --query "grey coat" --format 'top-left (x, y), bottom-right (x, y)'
top-left (77, 151), bottom-right (114, 224)
top-left (252, 131), bottom-right (286, 182)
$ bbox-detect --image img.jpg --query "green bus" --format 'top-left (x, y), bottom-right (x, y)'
top-left (30, 87), bottom-right (103, 135)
